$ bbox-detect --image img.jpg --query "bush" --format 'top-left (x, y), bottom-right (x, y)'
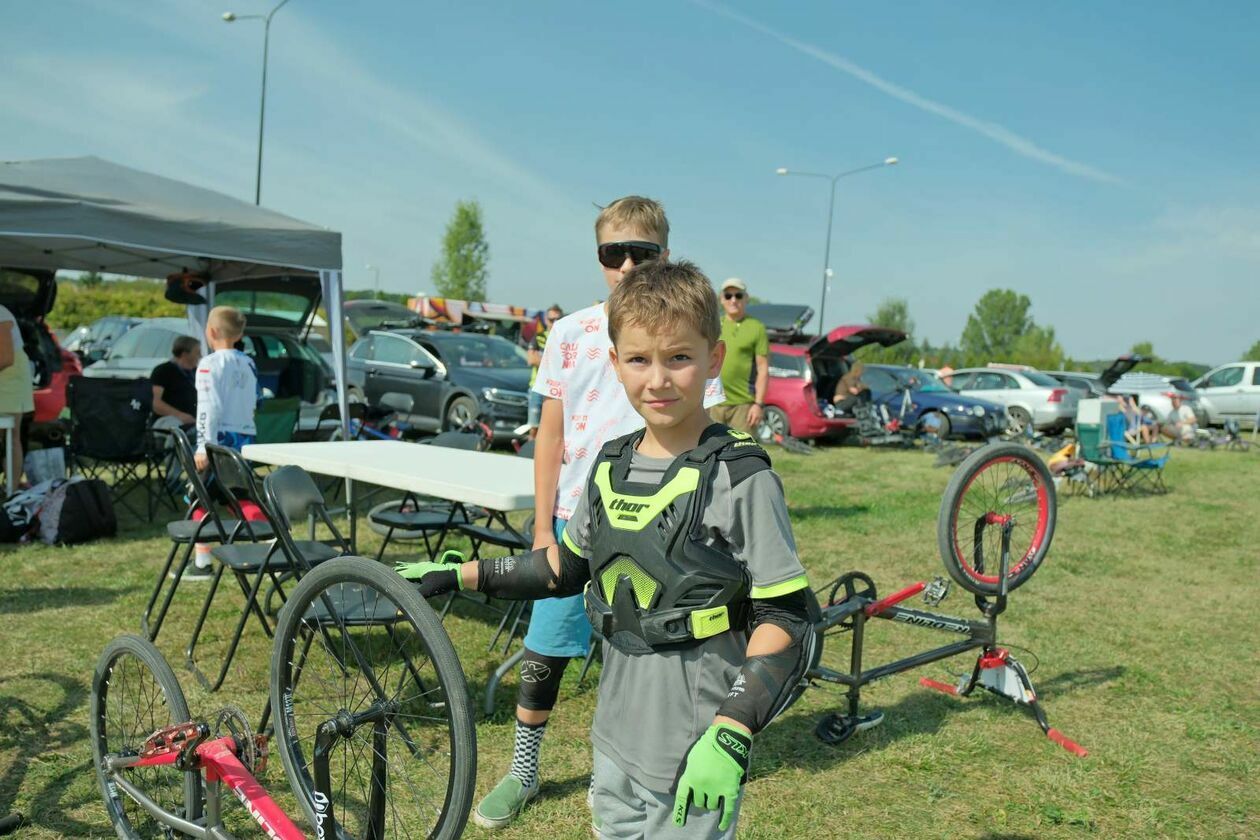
top-left (49, 278), bottom-right (184, 331)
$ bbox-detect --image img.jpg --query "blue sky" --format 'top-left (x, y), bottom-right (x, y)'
top-left (4, 0), bottom-right (1257, 362)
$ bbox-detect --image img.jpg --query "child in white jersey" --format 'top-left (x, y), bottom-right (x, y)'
top-left (193, 305), bottom-right (258, 471)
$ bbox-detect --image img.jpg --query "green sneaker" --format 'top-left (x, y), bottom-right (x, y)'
top-left (473, 774), bottom-right (540, 830)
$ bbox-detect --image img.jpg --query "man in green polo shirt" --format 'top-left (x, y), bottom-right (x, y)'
top-left (711, 277), bottom-right (769, 432)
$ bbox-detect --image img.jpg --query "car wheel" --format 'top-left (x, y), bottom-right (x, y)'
top-left (756, 406), bottom-right (791, 443)
top-left (919, 411), bottom-right (950, 439)
top-left (1007, 406), bottom-right (1033, 435)
top-left (445, 395), bottom-right (478, 431)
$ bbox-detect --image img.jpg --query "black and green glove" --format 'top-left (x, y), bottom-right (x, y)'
top-left (395, 550), bottom-right (466, 598)
top-left (672, 723), bottom-right (751, 830)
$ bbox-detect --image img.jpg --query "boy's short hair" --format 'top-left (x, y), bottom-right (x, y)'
top-left (171, 335), bottom-right (200, 357)
top-left (595, 196), bottom-right (669, 247)
top-left (608, 260), bottom-right (720, 347)
top-left (208, 305), bottom-right (247, 340)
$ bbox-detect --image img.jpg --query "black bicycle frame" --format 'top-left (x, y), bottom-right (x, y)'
top-left (809, 520), bottom-right (1016, 720)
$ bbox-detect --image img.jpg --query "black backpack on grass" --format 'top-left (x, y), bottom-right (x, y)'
top-left (38, 479), bottom-right (116, 545)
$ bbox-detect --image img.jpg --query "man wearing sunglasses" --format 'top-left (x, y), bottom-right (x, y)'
top-left (711, 278), bottom-right (769, 433)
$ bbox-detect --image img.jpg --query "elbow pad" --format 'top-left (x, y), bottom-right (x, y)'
top-left (476, 544), bottom-right (589, 600)
top-left (716, 590), bottom-right (818, 734)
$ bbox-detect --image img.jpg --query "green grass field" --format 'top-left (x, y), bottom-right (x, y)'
top-left (1, 444), bottom-right (1257, 838)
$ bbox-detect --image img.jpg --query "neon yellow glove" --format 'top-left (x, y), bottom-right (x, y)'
top-left (672, 723), bottom-right (750, 830)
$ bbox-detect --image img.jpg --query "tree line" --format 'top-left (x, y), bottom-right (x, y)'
top-left (855, 290), bottom-right (1253, 377)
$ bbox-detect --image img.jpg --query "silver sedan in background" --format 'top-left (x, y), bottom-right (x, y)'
top-left (948, 366), bottom-right (1080, 434)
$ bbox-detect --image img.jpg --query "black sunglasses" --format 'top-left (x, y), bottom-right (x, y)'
top-left (723, 291), bottom-right (745, 300)
top-left (597, 240), bottom-right (662, 269)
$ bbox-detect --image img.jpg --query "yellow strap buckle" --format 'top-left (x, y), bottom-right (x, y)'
top-left (690, 606), bottom-right (730, 640)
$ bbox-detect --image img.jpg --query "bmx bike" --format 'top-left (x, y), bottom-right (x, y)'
top-left (91, 557), bottom-right (477, 839)
top-left (803, 442), bottom-right (1087, 757)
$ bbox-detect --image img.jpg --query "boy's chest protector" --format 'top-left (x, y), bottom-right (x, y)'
top-left (581, 427), bottom-right (768, 655)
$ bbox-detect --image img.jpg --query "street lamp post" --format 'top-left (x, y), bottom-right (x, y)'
top-left (222, 0), bottom-right (293, 205)
top-left (776, 157), bottom-right (898, 333)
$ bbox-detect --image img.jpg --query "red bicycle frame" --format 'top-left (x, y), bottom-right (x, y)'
top-left (103, 722), bottom-right (320, 840)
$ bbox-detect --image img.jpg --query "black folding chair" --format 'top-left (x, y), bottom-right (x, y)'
top-left (367, 431), bottom-right (487, 563)
top-left (184, 444), bottom-right (344, 691)
top-left (66, 376), bottom-right (172, 520)
top-left (140, 427), bottom-right (274, 642)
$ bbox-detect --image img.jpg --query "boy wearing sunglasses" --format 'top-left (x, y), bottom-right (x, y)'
top-left (470, 196), bottom-right (724, 829)
top-left (400, 261), bottom-right (811, 838)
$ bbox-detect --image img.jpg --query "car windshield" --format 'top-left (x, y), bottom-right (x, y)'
top-left (433, 335), bottom-right (528, 369)
top-left (1022, 371), bottom-right (1062, 387)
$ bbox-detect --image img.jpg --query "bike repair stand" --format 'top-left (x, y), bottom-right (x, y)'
top-left (917, 519), bottom-right (1087, 756)
top-left (815, 518), bottom-right (1087, 757)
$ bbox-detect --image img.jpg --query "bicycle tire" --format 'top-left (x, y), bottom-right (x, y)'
top-left (937, 442), bottom-right (1056, 595)
top-left (90, 634), bottom-right (202, 839)
top-left (269, 557), bottom-right (476, 840)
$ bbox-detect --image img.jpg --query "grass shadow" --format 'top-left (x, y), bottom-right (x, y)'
top-left (0, 586), bottom-right (139, 615)
top-left (0, 673), bottom-right (88, 823)
top-left (758, 664), bottom-right (1122, 775)
top-left (790, 504), bottom-right (871, 521)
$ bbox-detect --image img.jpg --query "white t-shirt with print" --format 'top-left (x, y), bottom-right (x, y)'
top-left (531, 302), bottom-right (725, 520)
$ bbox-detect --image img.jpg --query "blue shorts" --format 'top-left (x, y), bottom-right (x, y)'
top-left (527, 390), bottom-right (544, 427)
top-left (521, 517), bottom-right (592, 658)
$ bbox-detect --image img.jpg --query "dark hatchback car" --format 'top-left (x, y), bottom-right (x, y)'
top-left (346, 329), bottom-right (530, 441)
top-left (861, 364), bottom-right (1006, 439)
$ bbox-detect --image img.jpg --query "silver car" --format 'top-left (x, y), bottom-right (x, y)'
top-left (1193, 362), bottom-right (1260, 428)
top-left (948, 367), bottom-right (1080, 433)
top-left (1108, 372), bottom-right (1206, 426)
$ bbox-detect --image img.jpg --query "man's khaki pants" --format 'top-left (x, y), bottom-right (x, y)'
top-left (709, 402), bottom-right (753, 432)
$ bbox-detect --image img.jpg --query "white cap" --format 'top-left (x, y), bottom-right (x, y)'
top-left (721, 277), bottom-right (747, 292)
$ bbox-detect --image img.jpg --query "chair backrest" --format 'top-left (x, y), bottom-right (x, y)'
top-left (158, 427), bottom-right (230, 542)
top-left (204, 443), bottom-right (269, 526)
top-left (67, 376), bottom-right (153, 459)
top-left (1105, 412), bottom-right (1131, 461)
top-left (263, 465), bottom-right (349, 569)
top-left (425, 431), bottom-right (484, 450)
top-left (254, 397), bottom-right (302, 444)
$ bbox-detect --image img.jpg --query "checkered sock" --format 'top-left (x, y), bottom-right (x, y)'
top-left (508, 719), bottom-right (546, 789)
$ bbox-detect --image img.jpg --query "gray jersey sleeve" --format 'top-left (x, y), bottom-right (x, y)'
top-left (560, 482), bottom-right (593, 557)
top-left (713, 466), bottom-right (808, 595)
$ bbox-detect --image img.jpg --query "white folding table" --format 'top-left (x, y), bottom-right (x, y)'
top-left (241, 440), bottom-right (535, 550)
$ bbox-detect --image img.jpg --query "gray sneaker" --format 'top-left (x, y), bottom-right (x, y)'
top-left (473, 774), bottom-right (539, 830)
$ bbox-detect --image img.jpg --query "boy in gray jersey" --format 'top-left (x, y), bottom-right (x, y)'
top-left (399, 260), bottom-right (814, 838)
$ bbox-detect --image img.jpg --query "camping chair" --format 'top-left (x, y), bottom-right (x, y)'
top-left (184, 443), bottom-right (344, 691)
top-left (140, 427), bottom-right (275, 643)
top-left (1101, 411), bottom-right (1170, 494)
top-left (66, 376), bottom-right (170, 520)
top-left (253, 396), bottom-right (302, 444)
top-left (366, 431), bottom-right (487, 563)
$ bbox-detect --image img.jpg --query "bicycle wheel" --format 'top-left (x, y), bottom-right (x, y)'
top-left (937, 442), bottom-right (1056, 595)
top-left (270, 557), bottom-right (476, 840)
top-left (90, 635), bottom-right (202, 839)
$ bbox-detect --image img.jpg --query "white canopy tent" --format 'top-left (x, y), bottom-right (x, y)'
top-left (0, 155), bottom-right (350, 435)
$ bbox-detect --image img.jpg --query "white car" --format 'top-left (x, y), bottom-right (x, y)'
top-left (1194, 362), bottom-right (1260, 429)
top-left (948, 366), bottom-right (1080, 434)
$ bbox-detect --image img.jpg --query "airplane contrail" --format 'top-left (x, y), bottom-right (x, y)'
top-left (692, 0), bottom-right (1120, 184)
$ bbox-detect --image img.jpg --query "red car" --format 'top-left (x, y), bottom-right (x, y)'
top-left (749, 304), bottom-right (905, 442)
top-left (1, 268), bottom-right (83, 422)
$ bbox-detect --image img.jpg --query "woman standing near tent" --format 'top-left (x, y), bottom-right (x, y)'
top-left (0, 303), bottom-right (34, 486)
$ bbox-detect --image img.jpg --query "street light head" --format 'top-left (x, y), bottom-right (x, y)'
top-left (775, 167), bottom-right (789, 176)
top-left (884, 157), bottom-right (899, 166)
top-left (222, 11), bottom-right (237, 21)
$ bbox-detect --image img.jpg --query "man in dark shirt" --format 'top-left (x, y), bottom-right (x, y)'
top-left (150, 335), bottom-right (200, 426)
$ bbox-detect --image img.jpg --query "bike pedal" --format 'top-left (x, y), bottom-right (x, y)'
top-left (814, 710), bottom-right (884, 745)
top-left (922, 576), bottom-right (950, 606)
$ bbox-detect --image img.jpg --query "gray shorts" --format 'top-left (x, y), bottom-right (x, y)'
top-left (592, 748), bottom-right (741, 840)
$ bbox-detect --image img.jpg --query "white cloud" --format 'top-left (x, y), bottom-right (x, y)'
top-left (691, 0), bottom-right (1121, 185)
